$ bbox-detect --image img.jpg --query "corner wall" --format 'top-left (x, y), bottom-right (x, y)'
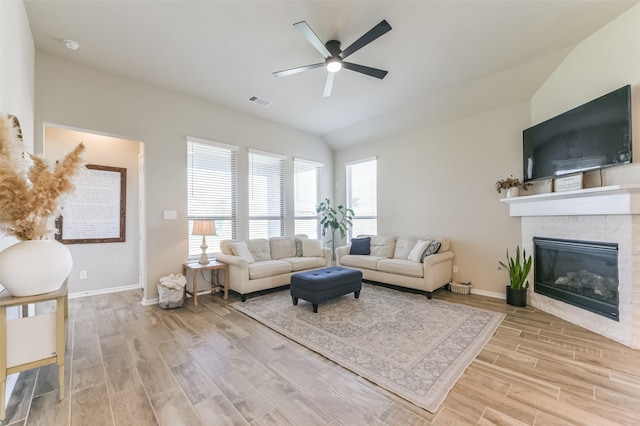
top-left (334, 102), bottom-right (530, 295)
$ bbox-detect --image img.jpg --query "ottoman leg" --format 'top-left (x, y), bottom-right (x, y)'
top-left (312, 303), bottom-right (318, 313)
top-left (354, 290), bottom-right (360, 299)
top-left (292, 296), bottom-right (298, 305)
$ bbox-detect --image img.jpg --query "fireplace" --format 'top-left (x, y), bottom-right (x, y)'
top-left (533, 237), bottom-right (619, 321)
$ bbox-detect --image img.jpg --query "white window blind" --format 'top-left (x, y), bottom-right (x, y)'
top-left (187, 138), bottom-right (237, 258)
top-left (249, 150), bottom-right (285, 239)
top-left (346, 157), bottom-right (377, 238)
top-left (294, 158), bottom-right (323, 239)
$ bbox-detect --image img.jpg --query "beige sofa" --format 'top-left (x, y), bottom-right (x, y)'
top-left (216, 235), bottom-right (331, 301)
top-left (336, 235), bottom-right (454, 298)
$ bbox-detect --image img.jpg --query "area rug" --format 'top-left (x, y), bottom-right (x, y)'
top-left (232, 283), bottom-right (504, 413)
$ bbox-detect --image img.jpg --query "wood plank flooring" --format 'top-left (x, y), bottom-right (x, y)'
top-left (3, 286), bottom-right (640, 425)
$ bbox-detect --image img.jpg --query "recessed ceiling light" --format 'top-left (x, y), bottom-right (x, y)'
top-left (63, 39), bottom-right (80, 51)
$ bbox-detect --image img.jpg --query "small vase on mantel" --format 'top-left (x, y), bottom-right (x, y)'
top-left (0, 240), bottom-right (72, 296)
top-left (506, 187), bottom-right (519, 198)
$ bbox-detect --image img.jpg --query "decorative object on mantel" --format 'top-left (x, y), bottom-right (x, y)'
top-left (499, 245), bottom-right (532, 307)
top-left (495, 175), bottom-right (531, 198)
top-left (0, 113), bottom-right (85, 296)
top-left (553, 172), bottom-right (584, 192)
top-left (192, 219), bottom-right (216, 265)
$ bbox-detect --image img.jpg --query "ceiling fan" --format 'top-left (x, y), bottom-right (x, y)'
top-left (273, 19), bottom-right (392, 97)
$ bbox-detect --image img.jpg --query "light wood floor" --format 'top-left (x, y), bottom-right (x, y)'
top-left (3, 285), bottom-right (640, 425)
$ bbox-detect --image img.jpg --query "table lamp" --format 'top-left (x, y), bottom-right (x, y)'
top-left (192, 219), bottom-right (216, 265)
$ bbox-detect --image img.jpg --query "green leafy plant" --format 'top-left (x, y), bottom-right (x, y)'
top-left (315, 198), bottom-right (355, 253)
top-left (498, 246), bottom-right (532, 290)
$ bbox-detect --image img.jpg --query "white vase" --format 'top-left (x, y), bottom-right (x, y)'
top-left (0, 240), bottom-right (72, 296)
top-left (506, 187), bottom-right (519, 198)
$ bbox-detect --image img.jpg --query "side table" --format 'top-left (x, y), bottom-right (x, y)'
top-left (183, 260), bottom-right (228, 306)
top-left (0, 281), bottom-right (68, 420)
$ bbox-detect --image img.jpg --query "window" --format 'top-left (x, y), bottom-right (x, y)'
top-left (294, 158), bottom-right (323, 239)
top-left (249, 150), bottom-right (285, 238)
top-left (187, 137), bottom-right (237, 258)
top-left (346, 157), bottom-right (377, 238)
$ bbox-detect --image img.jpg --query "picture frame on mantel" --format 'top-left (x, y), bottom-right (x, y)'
top-left (553, 173), bottom-right (583, 193)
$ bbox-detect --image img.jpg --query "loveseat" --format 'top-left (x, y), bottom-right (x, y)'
top-left (335, 235), bottom-right (454, 298)
top-left (216, 235), bottom-right (331, 301)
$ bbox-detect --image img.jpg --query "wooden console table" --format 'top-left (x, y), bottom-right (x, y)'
top-left (0, 282), bottom-right (68, 420)
top-left (183, 260), bottom-right (228, 306)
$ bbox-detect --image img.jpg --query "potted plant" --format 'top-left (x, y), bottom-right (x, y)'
top-left (0, 113), bottom-right (85, 296)
top-left (315, 198), bottom-right (355, 255)
top-left (495, 175), bottom-right (531, 198)
top-left (499, 245), bottom-right (532, 307)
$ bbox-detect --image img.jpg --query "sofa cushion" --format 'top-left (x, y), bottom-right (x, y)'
top-left (302, 239), bottom-right (323, 257)
top-left (439, 239), bottom-right (450, 252)
top-left (247, 239), bottom-right (271, 261)
top-left (394, 237), bottom-right (420, 259)
top-left (340, 255), bottom-right (387, 270)
top-left (295, 238), bottom-right (304, 257)
top-left (408, 239), bottom-right (431, 263)
top-left (368, 235), bottom-right (396, 258)
top-left (248, 260), bottom-right (292, 279)
top-left (284, 256), bottom-right (327, 271)
top-left (270, 236), bottom-right (298, 259)
top-left (377, 259), bottom-right (424, 278)
top-left (422, 240), bottom-right (442, 262)
top-left (229, 241), bottom-right (255, 263)
top-left (350, 237), bottom-right (371, 255)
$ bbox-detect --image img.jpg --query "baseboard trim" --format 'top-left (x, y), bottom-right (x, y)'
top-left (141, 297), bottom-right (159, 306)
top-left (471, 288), bottom-right (506, 299)
top-left (69, 284), bottom-right (141, 299)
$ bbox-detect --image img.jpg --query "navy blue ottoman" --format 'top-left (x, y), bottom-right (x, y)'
top-left (290, 266), bottom-right (362, 313)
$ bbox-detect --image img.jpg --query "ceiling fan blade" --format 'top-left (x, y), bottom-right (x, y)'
top-left (340, 19), bottom-right (392, 59)
top-left (342, 62), bottom-right (388, 79)
top-left (273, 62), bottom-right (325, 78)
top-left (322, 72), bottom-right (335, 97)
top-left (293, 21), bottom-right (331, 58)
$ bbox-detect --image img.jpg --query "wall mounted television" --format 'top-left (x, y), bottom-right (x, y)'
top-left (523, 85), bottom-right (632, 182)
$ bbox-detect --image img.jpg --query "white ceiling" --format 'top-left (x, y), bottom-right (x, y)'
top-left (24, 1), bottom-right (638, 148)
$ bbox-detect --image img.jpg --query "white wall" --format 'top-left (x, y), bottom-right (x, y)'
top-left (44, 127), bottom-right (140, 294)
top-left (0, 0), bottom-right (34, 253)
top-left (334, 102), bottom-right (530, 296)
top-left (34, 52), bottom-right (333, 302)
top-left (531, 3), bottom-right (640, 188)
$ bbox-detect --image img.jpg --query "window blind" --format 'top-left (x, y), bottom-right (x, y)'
top-left (248, 150), bottom-right (285, 239)
top-left (294, 158), bottom-right (323, 239)
top-left (346, 157), bottom-right (377, 238)
top-left (187, 138), bottom-right (237, 258)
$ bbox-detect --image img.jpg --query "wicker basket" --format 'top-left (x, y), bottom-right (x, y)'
top-left (450, 281), bottom-right (472, 295)
top-left (157, 283), bottom-right (185, 309)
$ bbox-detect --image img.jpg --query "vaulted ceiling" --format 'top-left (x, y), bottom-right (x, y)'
top-left (24, 1), bottom-right (638, 148)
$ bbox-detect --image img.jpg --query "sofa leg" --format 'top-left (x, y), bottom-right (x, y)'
top-left (241, 294), bottom-right (247, 302)
top-left (292, 296), bottom-right (298, 305)
top-left (312, 303), bottom-right (318, 313)
top-left (425, 291), bottom-right (433, 300)
top-left (354, 290), bottom-right (360, 299)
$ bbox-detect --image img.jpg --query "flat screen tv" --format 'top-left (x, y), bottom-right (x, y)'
top-left (523, 85), bottom-right (632, 182)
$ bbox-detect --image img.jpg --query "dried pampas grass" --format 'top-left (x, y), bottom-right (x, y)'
top-left (0, 113), bottom-right (85, 240)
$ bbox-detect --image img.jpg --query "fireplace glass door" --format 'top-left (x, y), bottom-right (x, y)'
top-left (533, 237), bottom-right (619, 320)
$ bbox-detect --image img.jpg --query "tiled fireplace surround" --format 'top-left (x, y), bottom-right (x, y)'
top-left (503, 185), bottom-right (640, 349)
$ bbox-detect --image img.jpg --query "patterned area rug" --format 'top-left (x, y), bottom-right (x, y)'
top-left (232, 283), bottom-right (504, 412)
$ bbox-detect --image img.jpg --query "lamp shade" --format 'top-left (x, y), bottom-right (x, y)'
top-left (192, 219), bottom-right (216, 236)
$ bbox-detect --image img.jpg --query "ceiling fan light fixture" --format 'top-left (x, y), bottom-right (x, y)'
top-left (326, 58), bottom-right (342, 73)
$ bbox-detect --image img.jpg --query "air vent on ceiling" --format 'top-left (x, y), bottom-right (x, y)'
top-left (247, 96), bottom-right (272, 107)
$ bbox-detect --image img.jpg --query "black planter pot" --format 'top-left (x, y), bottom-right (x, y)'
top-left (506, 285), bottom-right (527, 307)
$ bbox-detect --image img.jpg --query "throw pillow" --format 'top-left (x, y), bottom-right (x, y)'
top-left (229, 241), bottom-right (255, 264)
top-left (302, 239), bottom-right (323, 257)
top-left (421, 240), bottom-right (441, 262)
top-left (350, 237), bottom-right (371, 255)
top-left (408, 239), bottom-right (431, 263)
top-left (295, 238), bottom-right (304, 257)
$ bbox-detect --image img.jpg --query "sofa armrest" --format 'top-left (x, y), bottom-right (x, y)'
top-left (322, 247), bottom-right (332, 266)
top-left (422, 250), bottom-right (454, 292)
top-left (335, 245), bottom-right (351, 266)
top-left (214, 253), bottom-right (250, 294)
top-left (423, 250), bottom-right (454, 267)
top-left (215, 253), bottom-right (248, 268)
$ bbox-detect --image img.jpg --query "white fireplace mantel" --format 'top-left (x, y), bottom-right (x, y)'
top-left (501, 184), bottom-right (640, 216)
